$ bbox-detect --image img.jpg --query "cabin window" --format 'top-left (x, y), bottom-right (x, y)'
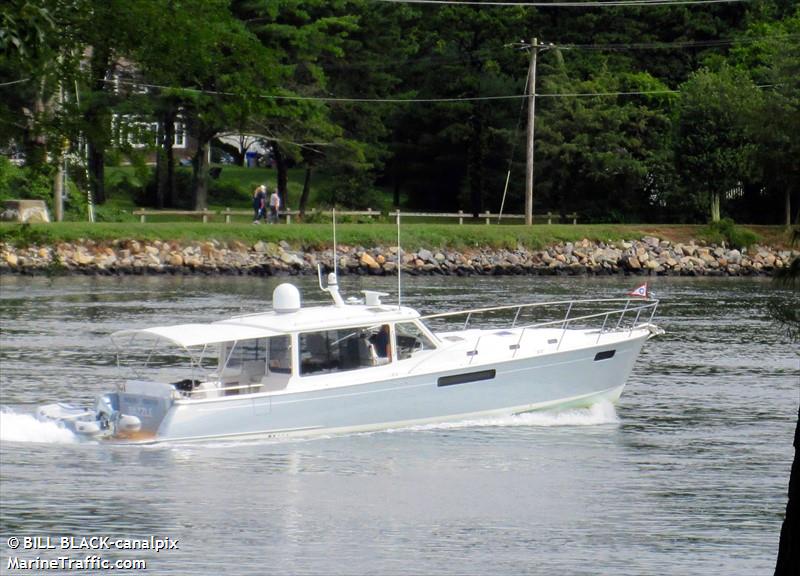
top-left (223, 338), bottom-right (266, 371)
top-left (299, 325), bottom-right (391, 376)
top-left (268, 335), bottom-right (292, 374)
top-left (395, 322), bottom-right (436, 360)
top-left (217, 337), bottom-right (268, 395)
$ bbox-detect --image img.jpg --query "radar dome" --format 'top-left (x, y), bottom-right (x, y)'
top-left (272, 283), bottom-right (301, 313)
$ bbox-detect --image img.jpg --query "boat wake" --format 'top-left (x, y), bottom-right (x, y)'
top-left (399, 401), bottom-right (620, 432)
top-left (0, 401), bottom-right (619, 447)
top-left (0, 407), bottom-right (79, 444)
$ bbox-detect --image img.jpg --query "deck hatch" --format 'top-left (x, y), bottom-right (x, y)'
top-left (594, 350), bottom-right (616, 361)
top-left (438, 369), bottom-right (496, 387)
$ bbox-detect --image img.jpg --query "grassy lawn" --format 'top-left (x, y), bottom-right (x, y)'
top-left (1, 221), bottom-right (794, 250)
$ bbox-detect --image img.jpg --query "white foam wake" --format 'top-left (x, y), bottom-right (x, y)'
top-left (0, 408), bottom-right (78, 444)
top-left (401, 401), bottom-right (620, 432)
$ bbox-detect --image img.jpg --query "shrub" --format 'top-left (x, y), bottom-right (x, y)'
top-left (702, 218), bottom-right (759, 249)
top-left (0, 158), bottom-right (55, 206)
top-left (209, 180), bottom-right (247, 206)
top-left (0, 222), bottom-right (53, 246)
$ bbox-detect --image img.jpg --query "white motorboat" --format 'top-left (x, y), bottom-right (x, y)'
top-left (38, 274), bottom-right (662, 442)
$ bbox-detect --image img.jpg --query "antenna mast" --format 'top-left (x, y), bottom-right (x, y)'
top-left (332, 207), bottom-right (338, 278)
top-left (397, 210), bottom-right (402, 309)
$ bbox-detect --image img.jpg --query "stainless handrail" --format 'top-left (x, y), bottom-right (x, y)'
top-left (421, 297), bottom-right (659, 362)
top-left (422, 297), bottom-right (658, 331)
top-left (597, 313), bottom-right (610, 344)
top-left (422, 297), bottom-right (655, 321)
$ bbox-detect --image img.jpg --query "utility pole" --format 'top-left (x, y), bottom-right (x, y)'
top-left (525, 37), bottom-right (538, 226)
top-left (521, 38), bottom-right (556, 226)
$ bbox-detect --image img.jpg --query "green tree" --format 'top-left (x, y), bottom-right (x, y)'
top-left (230, 0), bottom-right (360, 209)
top-left (536, 69), bottom-right (674, 222)
top-left (0, 0), bottom-right (60, 169)
top-left (61, 0), bottom-right (162, 205)
top-left (0, 0), bottom-right (98, 219)
top-left (318, 0), bottom-right (417, 209)
top-left (388, 4), bottom-right (528, 215)
top-left (675, 65), bottom-right (762, 222)
top-left (730, 11), bottom-right (800, 227)
top-left (136, 0), bottom-right (276, 210)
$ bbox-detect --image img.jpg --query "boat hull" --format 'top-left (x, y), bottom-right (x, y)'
top-left (150, 330), bottom-right (650, 442)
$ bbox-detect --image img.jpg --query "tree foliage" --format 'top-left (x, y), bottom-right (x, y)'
top-left (675, 64), bottom-right (762, 222)
top-left (1, 1), bottom-right (798, 223)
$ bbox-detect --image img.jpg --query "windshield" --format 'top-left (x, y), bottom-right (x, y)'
top-left (395, 322), bottom-right (436, 360)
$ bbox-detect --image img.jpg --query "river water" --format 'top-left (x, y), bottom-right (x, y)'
top-left (0, 274), bottom-right (797, 575)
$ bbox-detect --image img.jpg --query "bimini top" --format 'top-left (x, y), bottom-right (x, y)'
top-left (111, 323), bottom-right (279, 349)
top-left (110, 305), bottom-right (421, 349)
top-left (110, 282), bottom-right (424, 349)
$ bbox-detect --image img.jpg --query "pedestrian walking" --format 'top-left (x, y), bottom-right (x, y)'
top-left (268, 188), bottom-right (280, 224)
top-left (252, 185), bottom-right (266, 223)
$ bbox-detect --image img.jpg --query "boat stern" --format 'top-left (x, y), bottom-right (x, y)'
top-left (37, 380), bottom-right (176, 441)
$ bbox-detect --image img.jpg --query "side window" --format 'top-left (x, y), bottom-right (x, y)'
top-left (299, 327), bottom-right (389, 376)
top-left (395, 322), bottom-right (436, 360)
top-left (223, 338), bottom-right (266, 370)
top-left (268, 336), bottom-right (292, 374)
top-left (299, 331), bottom-right (333, 375)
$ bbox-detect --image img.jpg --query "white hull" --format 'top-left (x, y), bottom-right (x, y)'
top-left (142, 329), bottom-right (650, 443)
top-left (38, 281), bottom-right (661, 443)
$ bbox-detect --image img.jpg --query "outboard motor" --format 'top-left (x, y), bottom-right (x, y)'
top-left (95, 394), bottom-right (142, 436)
top-left (117, 414), bottom-right (142, 433)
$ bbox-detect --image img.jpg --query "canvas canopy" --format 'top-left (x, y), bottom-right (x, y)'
top-left (111, 323), bottom-right (278, 349)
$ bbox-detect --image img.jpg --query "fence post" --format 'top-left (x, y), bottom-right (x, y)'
top-left (139, 212), bottom-right (146, 224)
top-left (202, 210), bottom-right (209, 224)
top-left (484, 211), bottom-right (490, 225)
top-left (286, 211), bottom-right (291, 225)
top-left (224, 207), bottom-right (231, 224)
top-left (367, 207), bottom-right (373, 220)
top-left (572, 213), bottom-right (577, 225)
top-left (458, 210), bottom-right (463, 225)
top-left (547, 211), bottom-right (552, 225)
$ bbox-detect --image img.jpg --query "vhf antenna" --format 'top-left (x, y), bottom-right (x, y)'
top-left (397, 210), bottom-right (401, 310)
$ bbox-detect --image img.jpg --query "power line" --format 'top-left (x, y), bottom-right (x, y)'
top-left (108, 78), bottom-right (522, 102)
top-left (110, 78), bottom-right (777, 103)
top-left (540, 88), bottom-right (677, 97)
top-left (556, 34), bottom-right (800, 50)
top-left (374, 0), bottom-right (752, 7)
top-left (0, 78), bottom-right (31, 88)
top-left (305, 33), bottom-right (797, 76)
top-left (111, 77), bottom-right (681, 101)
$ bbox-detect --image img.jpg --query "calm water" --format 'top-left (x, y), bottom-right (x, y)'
top-left (0, 274), bottom-right (797, 575)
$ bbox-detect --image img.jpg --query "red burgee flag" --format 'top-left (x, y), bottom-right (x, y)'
top-left (628, 283), bottom-right (648, 298)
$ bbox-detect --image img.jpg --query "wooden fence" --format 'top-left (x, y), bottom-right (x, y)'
top-left (132, 208), bottom-right (578, 225)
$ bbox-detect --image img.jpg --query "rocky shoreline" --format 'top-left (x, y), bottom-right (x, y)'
top-left (1, 237), bottom-right (796, 277)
